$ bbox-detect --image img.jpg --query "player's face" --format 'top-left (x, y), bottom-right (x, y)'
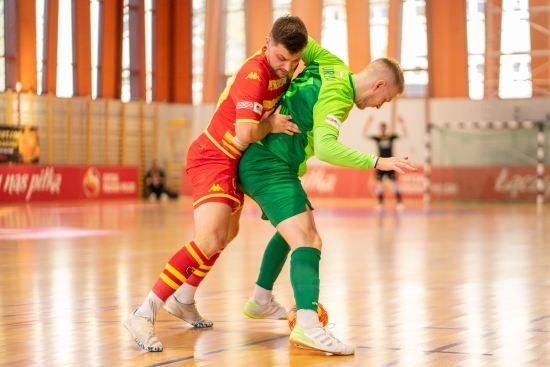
top-left (356, 80), bottom-right (399, 110)
top-left (265, 37), bottom-right (303, 79)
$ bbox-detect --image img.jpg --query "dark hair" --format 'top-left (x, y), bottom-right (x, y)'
top-left (270, 15), bottom-right (308, 54)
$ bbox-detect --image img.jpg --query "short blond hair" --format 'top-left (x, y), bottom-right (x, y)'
top-left (370, 58), bottom-right (405, 95)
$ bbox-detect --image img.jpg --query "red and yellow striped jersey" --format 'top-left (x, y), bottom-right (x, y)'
top-left (204, 46), bottom-right (295, 160)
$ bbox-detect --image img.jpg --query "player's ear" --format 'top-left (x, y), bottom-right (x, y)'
top-left (374, 80), bottom-right (386, 90)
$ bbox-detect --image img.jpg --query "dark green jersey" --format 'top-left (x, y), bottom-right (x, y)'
top-left (257, 38), bottom-right (377, 177)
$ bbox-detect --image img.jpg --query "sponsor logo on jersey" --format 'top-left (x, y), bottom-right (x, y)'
top-left (246, 72), bottom-right (260, 81)
top-left (209, 184), bottom-right (224, 192)
top-left (268, 77), bottom-right (287, 90)
top-left (236, 101), bottom-right (254, 109)
top-left (253, 102), bottom-right (263, 115)
top-left (325, 114), bottom-right (342, 130)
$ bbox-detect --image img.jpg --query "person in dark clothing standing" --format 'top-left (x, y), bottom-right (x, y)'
top-left (363, 115), bottom-right (407, 211)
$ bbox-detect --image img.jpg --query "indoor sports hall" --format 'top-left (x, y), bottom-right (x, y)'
top-left (0, 1), bottom-right (549, 366)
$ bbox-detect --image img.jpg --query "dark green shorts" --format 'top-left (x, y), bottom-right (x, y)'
top-left (238, 143), bottom-right (313, 227)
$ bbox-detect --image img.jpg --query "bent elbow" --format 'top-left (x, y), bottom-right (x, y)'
top-left (235, 130), bottom-right (254, 145)
top-left (315, 148), bottom-right (332, 163)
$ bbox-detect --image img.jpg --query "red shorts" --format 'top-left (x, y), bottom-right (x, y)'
top-left (186, 134), bottom-right (245, 213)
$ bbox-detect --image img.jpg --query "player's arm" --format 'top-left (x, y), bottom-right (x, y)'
top-left (315, 127), bottom-right (415, 173)
top-left (315, 125), bottom-right (378, 169)
top-left (301, 37), bottom-right (344, 67)
top-left (236, 106), bottom-right (301, 145)
top-left (232, 65), bottom-right (300, 145)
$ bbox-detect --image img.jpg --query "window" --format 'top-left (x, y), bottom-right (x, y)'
top-left (273, 0), bottom-right (291, 20)
top-left (121, 0), bottom-right (130, 102)
top-left (36, 0), bottom-right (45, 94)
top-left (467, 0), bottom-right (486, 99)
top-left (192, 0), bottom-right (205, 105)
top-left (499, 0), bottom-right (531, 98)
top-left (370, 0), bottom-right (389, 61)
top-left (401, 0), bottom-right (428, 97)
top-left (91, 0), bottom-right (100, 99)
top-left (321, 0), bottom-right (348, 64)
top-left (225, 0), bottom-right (245, 78)
top-left (144, 0), bottom-right (153, 102)
top-left (56, 0), bottom-right (74, 97)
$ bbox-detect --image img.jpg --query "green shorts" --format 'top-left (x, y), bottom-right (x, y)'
top-left (238, 143), bottom-right (313, 227)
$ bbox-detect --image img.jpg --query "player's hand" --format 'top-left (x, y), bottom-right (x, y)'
top-left (376, 156), bottom-right (416, 174)
top-left (267, 106), bottom-right (301, 136)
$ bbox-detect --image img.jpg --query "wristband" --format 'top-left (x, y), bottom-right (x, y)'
top-left (373, 156), bottom-right (379, 168)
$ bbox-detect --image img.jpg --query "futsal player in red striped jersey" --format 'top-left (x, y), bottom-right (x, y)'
top-left (124, 15), bottom-right (314, 352)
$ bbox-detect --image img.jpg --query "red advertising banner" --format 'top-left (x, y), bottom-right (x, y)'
top-left (0, 165), bottom-right (139, 202)
top-left (181, 165), bottom-right (549, 201)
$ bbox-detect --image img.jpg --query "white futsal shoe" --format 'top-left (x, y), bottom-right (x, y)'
top-left (123, 310), bottom-right (163, 352)
top-left (242, 297), bottom-right (289, 320)
top-left (289, 322), bottom-right (355, 356)
top-left (163, 296), bottom-right (213, 328)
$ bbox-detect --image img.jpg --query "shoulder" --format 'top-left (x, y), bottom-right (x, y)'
top-left (235, 53), bottom-right (270, 84)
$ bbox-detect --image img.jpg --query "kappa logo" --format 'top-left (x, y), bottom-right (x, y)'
top-left (245, 72), bottom-right (260, 81)
top-left (209, 184), bottom-right (224, 192)
top-left (185, 266), bottom-right (196, 277)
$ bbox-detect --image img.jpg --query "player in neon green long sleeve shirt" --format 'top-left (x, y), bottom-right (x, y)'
top-left (238, 37), bottom-right (416, 356)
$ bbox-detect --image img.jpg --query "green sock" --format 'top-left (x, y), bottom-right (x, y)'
top-left (256, 231), bottom-right (291, 290)
top-left (290, 247), bottom-right (321, 312)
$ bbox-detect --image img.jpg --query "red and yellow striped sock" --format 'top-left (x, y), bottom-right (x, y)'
top-left (186, 247), bottom-right (224, 287)
top-left (152, 241), bottom-right (209, 301)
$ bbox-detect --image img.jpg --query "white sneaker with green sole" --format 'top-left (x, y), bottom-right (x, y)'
top-left (242, 297), bottom-right (288, 320)
top-left (289, 323), bottom-right (355, 355)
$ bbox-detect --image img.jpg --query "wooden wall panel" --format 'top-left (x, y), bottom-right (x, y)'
top-left (484, 0), bottom-right (502, 98)
top-left (153, 0), bottom-right (172, 102)
top-left (529, 0), bottom-right (549, 96)
top-left (129, 0), bottom-right (146, 100)
top-left (291, 0), bottom-right (322, 42)
top-left (72, 0), bottom-right (92, 96)
top-left (387, 0), bottom-right (403, 61)
top-left (426, 0), bottom-right (469, 97)
top-left (5, 0), bottom-right (37, 92)
top-left (244, 0), bottom-right (272, 57)
top-left (172, 0), bottom-right (193, 103)
top-left (346, 0), bottom-right (370, 73)
top-left (202, 0), bottom-right (226, 103)
top-left (98, 0), bottom-right (123, 99)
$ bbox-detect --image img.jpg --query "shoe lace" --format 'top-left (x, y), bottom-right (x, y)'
top-left (145, 318), bottom-right (157, 338)
top-left (317, 323), bottom-right (343, 344)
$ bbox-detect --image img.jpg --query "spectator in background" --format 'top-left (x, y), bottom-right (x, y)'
top-left (145, 159), bottom-right (176, 201)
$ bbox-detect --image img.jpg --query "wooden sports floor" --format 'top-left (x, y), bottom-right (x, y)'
top-left (0, 197), bottom-right (548, 367)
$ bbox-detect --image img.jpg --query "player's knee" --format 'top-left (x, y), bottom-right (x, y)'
top-left (310, 232), bottom-right (322, 251)
top-left (226, 226), bottom-right (239, 244)
top-left (194, 235), bottom-right (226, 258)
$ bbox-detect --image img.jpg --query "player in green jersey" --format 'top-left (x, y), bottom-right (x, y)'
top-left (238, 37), bottom-right (416, 355)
